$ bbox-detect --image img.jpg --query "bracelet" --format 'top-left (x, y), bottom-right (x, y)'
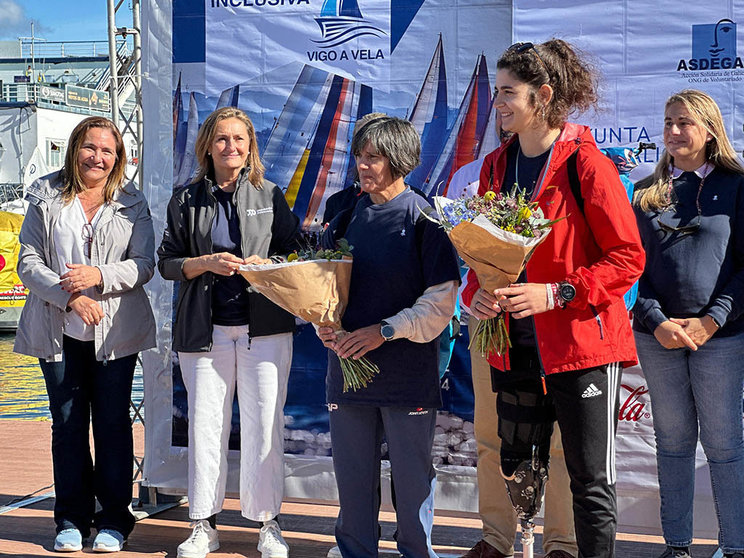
top-left (550, 282), bottom-right (565, 309)
top-left (545, 283), bottom-right (555, 310)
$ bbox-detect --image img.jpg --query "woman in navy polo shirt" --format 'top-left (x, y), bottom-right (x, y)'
top-left (632, 89), bottom-right (744, 558)
top-left (318, 116), bottom-right (460, 558)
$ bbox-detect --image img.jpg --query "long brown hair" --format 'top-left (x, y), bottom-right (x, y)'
top-left (193, 107), bottom-right (265, 188)
top-left (61, 116), bottom-right (127, 204)
top-left (634, 89), bottom-right (744, 212)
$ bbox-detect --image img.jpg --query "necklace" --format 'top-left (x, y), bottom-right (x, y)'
top-left (656, 163), bottom-right (710, 235)
top-left (665, 162), bottom-right (710, 215)
top-left (78, 191), bottom-right (105, 223)
top-left (514, 145), bottom-right (550, 198)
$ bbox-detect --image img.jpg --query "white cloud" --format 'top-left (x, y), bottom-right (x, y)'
top-left (0, 0), bottom-right (44, 40)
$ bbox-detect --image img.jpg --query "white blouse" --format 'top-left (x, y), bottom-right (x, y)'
top-left (53, 197), bottom-right (105, 341)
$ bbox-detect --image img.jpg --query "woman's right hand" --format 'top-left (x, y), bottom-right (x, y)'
top-left (67, 293), bottom-right (104, 326)
top-left (317, 326), bottom-right (339, 350)
top-left (183, 252), bottom-right (244, 279)
top-left (653, 320), bottom-right (697, 351)
top-left (470, 288), bottom-right (503, 320)
top-left (205, 252), bottom-right (245, 276)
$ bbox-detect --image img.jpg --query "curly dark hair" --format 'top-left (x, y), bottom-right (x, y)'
top-left (497, 39), bottom-right (599, 129)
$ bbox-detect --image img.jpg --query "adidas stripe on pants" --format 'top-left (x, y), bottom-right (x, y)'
top-left (497, 362), bottom-right (622, 558)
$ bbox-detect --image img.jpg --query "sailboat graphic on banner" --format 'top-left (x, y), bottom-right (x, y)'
top-left (406, 35), bottom-right (448, 192)
top-left (313, 0), bottom-right (386, 49)
top-left (424, 54), bottom-right (493, 197)
top-left (263, 65), bottom-right (373, 230)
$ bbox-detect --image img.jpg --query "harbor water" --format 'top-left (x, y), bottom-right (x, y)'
top-left (0, 333), bottom-right (144, 420)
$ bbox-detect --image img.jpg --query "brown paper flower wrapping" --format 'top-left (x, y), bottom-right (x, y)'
top-left (448, 215), bottom-right (548, 293)
top-left (239, 257), bottom-right (379, 392)
top-left (238, 259), bottom-right (352, 330)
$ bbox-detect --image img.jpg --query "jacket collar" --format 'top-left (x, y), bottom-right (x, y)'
top-left (497, 122), bottom-right (594, 169)
top-left (204, 166), bottom-right (258, 194)
top-left (25, 170), bottom-right (142, 209)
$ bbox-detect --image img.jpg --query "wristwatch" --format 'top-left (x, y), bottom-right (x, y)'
top-left (557, 281), bottom-right (576, 306)
top-left (380, 320), bottom-right (395, 341)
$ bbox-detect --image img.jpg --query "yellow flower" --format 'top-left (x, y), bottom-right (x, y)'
top-left (484, 191), bottom-right (496, 201)
top-left (518, 207), bottom-right (532, 220)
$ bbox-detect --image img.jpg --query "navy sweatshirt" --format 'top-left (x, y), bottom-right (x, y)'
top-left (633, 167), bottom-right (744, 337)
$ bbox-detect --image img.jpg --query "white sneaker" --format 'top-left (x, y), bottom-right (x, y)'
top-left (327, 546), bottom-right (342, 558)
top-left (257, 519), bottom-right (289, 558)
top-left (177, 520), bottom-right (220, 558)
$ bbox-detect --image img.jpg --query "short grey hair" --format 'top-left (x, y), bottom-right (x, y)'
top-left (351, 116), bottom-right (421, 179)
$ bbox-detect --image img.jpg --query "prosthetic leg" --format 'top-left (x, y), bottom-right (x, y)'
top-left (501, 447), bottom-right (548, 558)
top-left (497, 387), bottom-right (554, 558)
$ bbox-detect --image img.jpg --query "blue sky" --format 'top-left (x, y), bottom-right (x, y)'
top-left (0, 0), bottom-right (130, 42)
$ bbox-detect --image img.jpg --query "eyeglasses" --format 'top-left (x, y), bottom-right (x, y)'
top-left (508, 42), bottom-right (549, 74)
top-left (82, 223), bottom-right (94, 258)
top-left (656, 212), bottom-right (701, 235)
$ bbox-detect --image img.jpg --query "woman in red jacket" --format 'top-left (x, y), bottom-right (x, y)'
top-left (463, 39), bottom-right (644, 557)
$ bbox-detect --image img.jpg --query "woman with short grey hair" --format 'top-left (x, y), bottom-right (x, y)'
top-left (318, 116), bottom-right (461, 558)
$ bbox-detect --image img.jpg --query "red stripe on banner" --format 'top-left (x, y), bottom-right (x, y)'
top-left (302, 78), bottom-right (352, 229)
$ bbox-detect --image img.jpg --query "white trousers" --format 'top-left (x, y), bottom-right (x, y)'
top-left (178, 325), bottom-right (292, 522)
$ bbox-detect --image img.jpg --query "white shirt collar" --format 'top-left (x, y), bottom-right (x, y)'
top-left (670, 162), bottom-right (713, 179)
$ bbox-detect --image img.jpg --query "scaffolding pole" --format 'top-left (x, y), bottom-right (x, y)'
top-left (106, 0), bottom-right (144, 187)
top-left (105, 0), bottom-right (181, 516)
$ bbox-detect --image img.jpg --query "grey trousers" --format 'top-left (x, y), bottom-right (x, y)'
top-left (329, 404), bottom-right (438, 558)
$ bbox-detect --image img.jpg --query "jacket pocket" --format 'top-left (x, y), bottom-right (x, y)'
top-left (589, 304), bottom-right (604, 340)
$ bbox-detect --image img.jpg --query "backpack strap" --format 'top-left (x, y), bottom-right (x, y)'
top-left (566, 148), bottom-right (584, 215)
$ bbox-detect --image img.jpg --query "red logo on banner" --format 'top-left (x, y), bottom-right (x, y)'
top-left (618, 384), bottom-right (651, 422)
top-left (0, 255), bottom-right (5, 272)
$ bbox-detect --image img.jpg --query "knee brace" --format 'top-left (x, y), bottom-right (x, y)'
top-left (497, 387), bottom-right (554, 476)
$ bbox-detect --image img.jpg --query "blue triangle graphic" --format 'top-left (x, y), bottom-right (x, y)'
top-left (391, 0), bottom-right (426, 53)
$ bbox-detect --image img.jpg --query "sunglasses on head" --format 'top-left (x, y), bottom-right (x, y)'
top-left (508, 42), bottom-right (549, 72)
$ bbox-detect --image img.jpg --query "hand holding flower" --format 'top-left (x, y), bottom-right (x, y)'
top-left (334, 325), bottom-right (385, 360)
top-left (495, 283), bottom-right (551, 318)
top-left (470, 288), bottom-right (503, 320)
top-left (317, 326), bottom-right (339, 350)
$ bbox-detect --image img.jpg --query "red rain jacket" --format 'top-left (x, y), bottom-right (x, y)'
top-left (461, 123), bottom-right (645, 374)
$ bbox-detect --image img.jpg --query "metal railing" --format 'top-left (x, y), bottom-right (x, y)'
top-left (18, 40), bottom-right (111, 59)
top-left (1, 82), bottom-right (44, 103)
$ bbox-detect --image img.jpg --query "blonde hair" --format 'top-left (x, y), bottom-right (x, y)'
top-left (193, 107), bottom-right (265, 188)
top-left (634, 89), bottom-right (744, 212)
top-left (61, 117), bottom-right (127, 204)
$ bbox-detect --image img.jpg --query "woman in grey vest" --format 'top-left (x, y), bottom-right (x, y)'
top-left (158, 107), bottom-right (301, 558)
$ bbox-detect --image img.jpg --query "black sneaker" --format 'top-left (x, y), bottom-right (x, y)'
top-left (657, 547), bottom-right (691, 558)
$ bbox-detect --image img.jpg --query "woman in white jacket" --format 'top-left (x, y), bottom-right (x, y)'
top-left (14, 116), bottom-right (156, 554)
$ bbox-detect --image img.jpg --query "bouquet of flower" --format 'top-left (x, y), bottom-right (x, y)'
top-left (238, 239), bottom-right (379, 392)
top-left (430, 187), bottom-right (559, 357)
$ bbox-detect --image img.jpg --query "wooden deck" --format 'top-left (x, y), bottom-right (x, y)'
top-left (0, 420), bottom-right (720, 557)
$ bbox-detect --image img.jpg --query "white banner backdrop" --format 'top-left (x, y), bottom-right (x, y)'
top-left (512, 0), bottom-right (744, 538)
top-left (141, 0), bottom-right (744, 539)
top-left (142, 0), bottom-right (511, 514)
